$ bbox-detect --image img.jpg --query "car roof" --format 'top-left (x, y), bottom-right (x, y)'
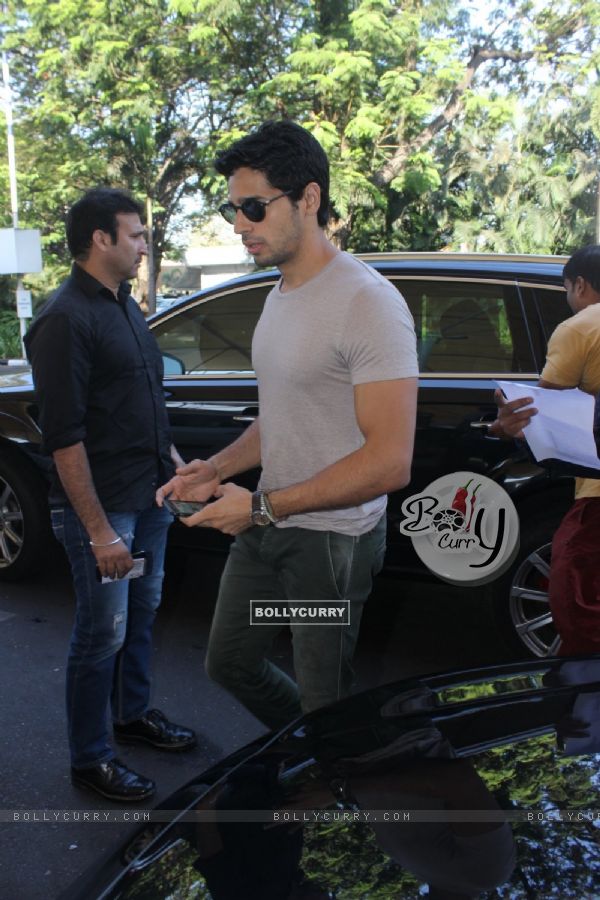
top-left (149, 251), bottom-right (566, 321)
top-left (359, 250), bottom-right (567, 266)
top-left (367, 256), bottom-right (566, 282)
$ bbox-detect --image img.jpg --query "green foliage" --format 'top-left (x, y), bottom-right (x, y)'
top-left (0, 0), bottom-right (597, 286)
top-left (474, 733), bottom-right (600, 898)
top-left (301, 819), bottom-right (422, 897)
top-left (446, 94), bottom-right (598, 254)
top-left (0, 310), bottom-right (22, 358)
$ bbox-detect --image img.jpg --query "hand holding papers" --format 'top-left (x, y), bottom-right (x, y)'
top-left (495, 381), bottom-right (600, 474)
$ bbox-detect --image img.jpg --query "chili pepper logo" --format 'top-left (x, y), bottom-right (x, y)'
top-left (431, 479), bottom-right (481, 534)
top-left (452, 478), bottom-right (472, 516)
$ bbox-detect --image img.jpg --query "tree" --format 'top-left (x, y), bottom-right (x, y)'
top-left (1, 0), bottom-right (599, 311)
top-left (259, 0), bottom-right (600, 252)
top-left (446, 104), bottom-right (599, 254)
top-left (3, 0), bottom-right (292, 307)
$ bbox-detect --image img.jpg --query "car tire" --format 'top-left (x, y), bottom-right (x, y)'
top-left (0, 450), bottom-right (53, 581)
top-left (486, 495), bottom-right (572, 659)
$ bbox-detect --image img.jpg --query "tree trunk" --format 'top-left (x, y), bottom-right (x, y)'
top-left (144, 196), bottom-right (156, 315)
top-left (134, 196), bottom-right (159, 315)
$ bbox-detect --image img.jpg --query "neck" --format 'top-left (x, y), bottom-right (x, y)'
top-left (76, 258), bottom-right (121, 295)
top-left (279, 232), bottom-right (338, 292)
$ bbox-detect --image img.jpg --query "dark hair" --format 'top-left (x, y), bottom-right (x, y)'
top-left (214, 120), bottom-right (331, 228)
top-left (66, 188), bottom-right (143, 260)
top-left (563, 245), bottom-right (600, 293)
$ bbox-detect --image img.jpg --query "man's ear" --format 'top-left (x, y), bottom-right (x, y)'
top-left (91, 229), bottom-right (112, 253)
top-left (579, 276), bottom-right (600, 304)
top-left (302, 182), bottom-right (321, 217)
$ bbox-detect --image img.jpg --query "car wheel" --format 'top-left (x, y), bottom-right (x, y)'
top-left (0, 451), bottom-right (52, 581)
top-left (506, 540), bottom-right (561, 657)
top-left (488, 500), bottom-right (570, 658)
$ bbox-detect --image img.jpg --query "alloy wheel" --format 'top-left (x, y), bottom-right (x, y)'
top-left (508, 542), bottom-right (561, 657)
top-left (0, 478), bottom-right (25, 568)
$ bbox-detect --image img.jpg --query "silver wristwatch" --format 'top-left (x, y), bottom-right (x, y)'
top-left (251, 490), bottom-right (277, 526)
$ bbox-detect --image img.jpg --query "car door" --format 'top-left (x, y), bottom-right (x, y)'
top-left (151, 279), bottom-right (274, 549)
top-left (383, 274), bottom-right (540, 567)
top-left (151, 279), bottom-right (274, 468)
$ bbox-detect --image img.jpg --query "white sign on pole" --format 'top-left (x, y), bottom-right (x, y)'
top-left (0, 228), bottom-right (42, 274)
top-left (16, 287), bottom-right (32, 318)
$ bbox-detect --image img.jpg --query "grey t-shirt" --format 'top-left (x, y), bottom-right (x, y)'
top-left (252, 251), bottom-right (418, 535)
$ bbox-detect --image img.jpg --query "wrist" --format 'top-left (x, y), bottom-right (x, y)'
top-left (250, 490), bottom-right (277, 528)
top-left (251, 489), bottom-right (282, 526)
top-left (206, 456), bottom-right (224, 482)
top-left (265, 490), bottom-right (288, 522)
top-left (262, 491), bottom-right (277, 523)
top-left (89, 535), bottom-right (123, 548)
top-left (88, 525), bottom-right (118, 545)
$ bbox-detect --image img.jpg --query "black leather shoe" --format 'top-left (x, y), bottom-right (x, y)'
top-left (71, 758), bottom-right (155, 802)
top-left (113, 709), bottom-right (197, 751)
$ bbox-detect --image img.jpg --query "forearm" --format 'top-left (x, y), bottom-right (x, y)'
top-left (208, 418), bottom-right (262, 481)
top-left (52, 443), bottom-right (115, 543)
top-left (268, 442), bottom-right (411, 519)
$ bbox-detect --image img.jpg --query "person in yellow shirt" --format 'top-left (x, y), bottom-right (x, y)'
top-left (489, 244), bottom-right (600, 655)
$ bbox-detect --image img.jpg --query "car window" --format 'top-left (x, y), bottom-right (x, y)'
top-left (152, 285), bottom-right (269, 374)
top-left (152, 273), bottom-right (538, 376)
top-left (530, 285), bottom-right (570, 342)
top-left (391, 278), bottom-right (536, 374)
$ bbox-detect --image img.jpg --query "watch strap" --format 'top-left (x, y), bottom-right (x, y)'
top-left (262, 491), bottom-right (277, 523)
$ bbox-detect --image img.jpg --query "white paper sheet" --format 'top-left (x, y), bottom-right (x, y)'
top-left (495, 381), bottom-right (600, 470)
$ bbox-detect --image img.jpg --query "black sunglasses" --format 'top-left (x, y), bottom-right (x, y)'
top-left (218, 191), bottom-right (291, 225)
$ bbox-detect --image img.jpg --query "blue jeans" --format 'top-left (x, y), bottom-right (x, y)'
top-left (51, 504), bottom-right (172, 769)
top-left (205, 517), bottom-right (386, 731)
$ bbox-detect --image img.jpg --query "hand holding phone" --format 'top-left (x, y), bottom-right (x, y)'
top-left (163, 497), bottom-right (207, 518)
top-left (96, 551), bottom-right (153, 583)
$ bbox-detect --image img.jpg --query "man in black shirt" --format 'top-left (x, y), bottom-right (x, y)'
top-left (25, 188), bottom-right (196, 802)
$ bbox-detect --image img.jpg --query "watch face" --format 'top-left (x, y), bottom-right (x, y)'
top-left (251, 491), bottom-right (271, 526)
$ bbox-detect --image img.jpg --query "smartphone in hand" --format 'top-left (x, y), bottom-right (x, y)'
top-left (96, 551), bottom-right (153, 584)
top-left (162, 497), bottom-right (207, 518)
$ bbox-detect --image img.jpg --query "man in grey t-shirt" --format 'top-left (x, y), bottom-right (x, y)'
top-left (158, 121), bottom-right (418, 730)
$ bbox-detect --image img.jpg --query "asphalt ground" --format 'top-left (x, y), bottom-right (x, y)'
top-left (0, 544), bottom-right (511, 900)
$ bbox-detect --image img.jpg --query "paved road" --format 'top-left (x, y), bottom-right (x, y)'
top-left (0, 546), bottom-right (511, 899)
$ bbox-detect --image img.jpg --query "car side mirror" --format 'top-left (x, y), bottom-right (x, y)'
top-left (162, 353), bottom-right (185, 376)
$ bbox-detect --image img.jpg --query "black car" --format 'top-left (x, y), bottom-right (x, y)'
top-left (0, 253), bottom-right (573, 657)
top-left (59, 656), bottom-right (600, 899)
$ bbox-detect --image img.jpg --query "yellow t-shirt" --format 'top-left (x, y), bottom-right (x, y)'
top-left (541, 302), bottom-right (600, 499)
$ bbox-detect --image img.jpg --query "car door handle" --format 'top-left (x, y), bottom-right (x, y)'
top-left (232, 407), bottom-right (258, 423)
top-left (470, 416), bottom-right (496, 431)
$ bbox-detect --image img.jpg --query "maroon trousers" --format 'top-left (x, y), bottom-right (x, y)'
top-left (550, 498), bottom-right (600, 656)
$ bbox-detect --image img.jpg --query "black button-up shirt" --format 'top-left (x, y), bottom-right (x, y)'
top-left (25, 264), bottom-right (175, 511)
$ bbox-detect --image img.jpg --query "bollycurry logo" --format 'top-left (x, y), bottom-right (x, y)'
top-left (399, 471), bottom-right (520, 586)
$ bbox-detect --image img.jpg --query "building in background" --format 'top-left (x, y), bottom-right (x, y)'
top-left (158, 217), bottom-right (254, 299)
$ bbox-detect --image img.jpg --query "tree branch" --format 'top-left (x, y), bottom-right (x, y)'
top-left (374, 44), bottom-right (534, 188)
